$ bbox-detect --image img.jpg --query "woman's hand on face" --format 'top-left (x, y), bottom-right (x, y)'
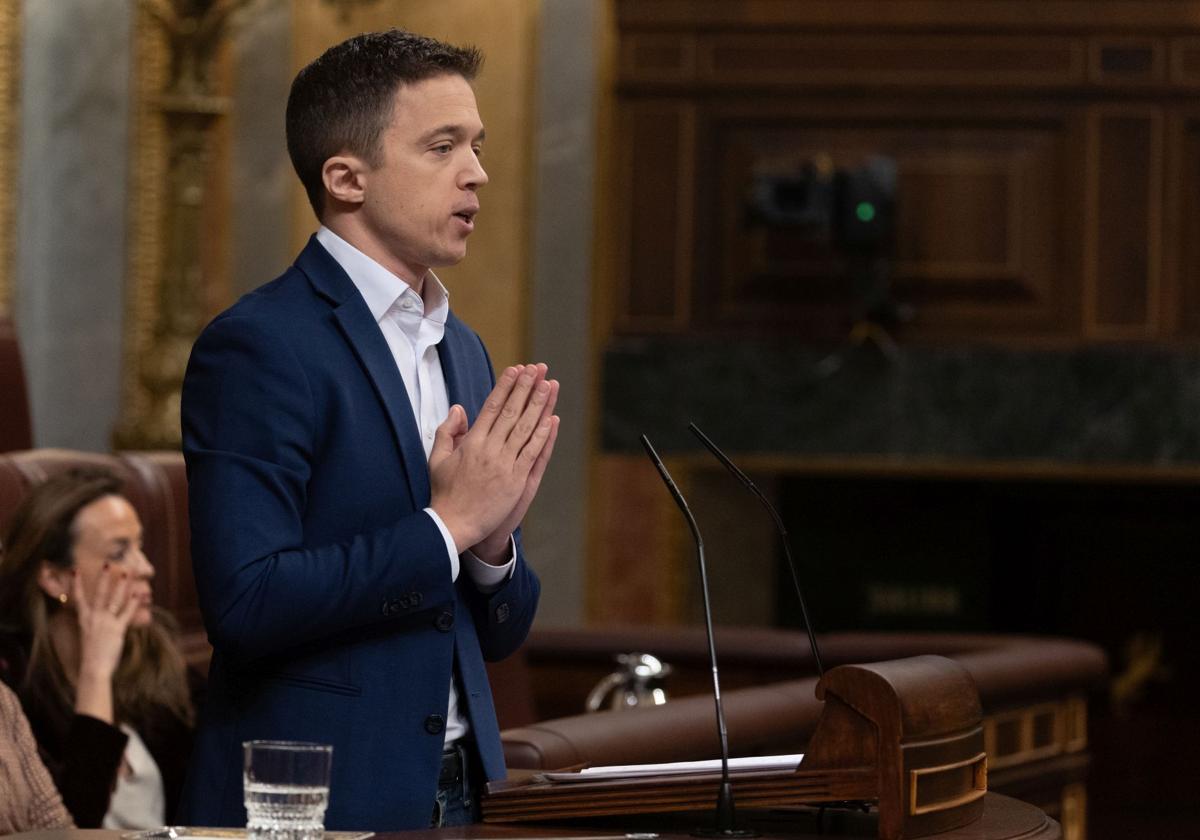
top-left (74, 567), bottom-right (138, 680)
top-left (71, 568), bottom-right (138, 723)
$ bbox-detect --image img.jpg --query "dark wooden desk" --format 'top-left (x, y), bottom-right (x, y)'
top-left (5, 794), bottom-right (1059, 840)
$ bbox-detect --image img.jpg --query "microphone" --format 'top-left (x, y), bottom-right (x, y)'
top-left (640, 435), bottom-right (758, 839)
top-left (687, 423), bottom-right (824, 678)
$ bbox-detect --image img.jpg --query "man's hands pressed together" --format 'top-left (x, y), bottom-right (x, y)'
top-left (429, 363), bottom-right (560, 564)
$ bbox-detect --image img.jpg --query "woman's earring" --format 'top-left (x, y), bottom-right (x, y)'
top-left (57, 592), bottom-right (68, 605)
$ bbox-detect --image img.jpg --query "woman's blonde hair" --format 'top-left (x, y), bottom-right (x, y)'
top-left (0, 468), bottom-right (192, 728)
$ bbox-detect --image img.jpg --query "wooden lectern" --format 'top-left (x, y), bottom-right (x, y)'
top-left (483, 655), bottom-right (988, 840)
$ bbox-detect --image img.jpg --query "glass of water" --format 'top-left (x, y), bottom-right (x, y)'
top-left (243, 740), bottom-right (333, 840)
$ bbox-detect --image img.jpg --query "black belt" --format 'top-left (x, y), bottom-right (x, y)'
top-left (439, 743), bottom-right (466, 786)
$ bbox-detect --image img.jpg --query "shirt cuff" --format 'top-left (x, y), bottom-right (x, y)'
top-left (424, 507), bottom-right (460, 582)
top-left (462, 538), bottom-right (516, 593)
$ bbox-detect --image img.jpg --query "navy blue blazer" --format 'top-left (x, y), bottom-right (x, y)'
top-left (177, 237), bottom-right (539, 830)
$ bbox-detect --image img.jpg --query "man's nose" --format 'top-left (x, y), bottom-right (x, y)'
top-left (462, 154), bottom-right (488, 190)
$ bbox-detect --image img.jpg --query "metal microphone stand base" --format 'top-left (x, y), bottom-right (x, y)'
top-left (690, 784), bottom-right (760, 838)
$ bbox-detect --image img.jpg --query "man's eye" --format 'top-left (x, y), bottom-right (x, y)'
top-left (433, 143), bottom-right (452, 154)
top-left (473, 146), bottom-right (484, 158)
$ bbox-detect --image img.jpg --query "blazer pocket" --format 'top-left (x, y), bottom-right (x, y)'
top-left (265, 644), bottom-right (359, 696)
top-left (266, 672), bottom-right (362, 696)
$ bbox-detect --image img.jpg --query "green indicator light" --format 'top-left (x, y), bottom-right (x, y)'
top-left (856, 202), bottom-right (876, 223)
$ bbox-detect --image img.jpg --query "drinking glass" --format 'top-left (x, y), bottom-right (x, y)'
top-left (243, 740), bottom-right (333, 840)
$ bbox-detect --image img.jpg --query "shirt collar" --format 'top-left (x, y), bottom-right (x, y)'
top-left (316, 226), bottom-right (450, 326)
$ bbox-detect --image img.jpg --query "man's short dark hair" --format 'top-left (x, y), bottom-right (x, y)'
top-left (286, 29), bottom-right (483, 218)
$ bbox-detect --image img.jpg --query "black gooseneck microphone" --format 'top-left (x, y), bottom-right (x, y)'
top-left (640, 435), bottom-right (758, 839)
top-left (687, 422), bottom-right (825, 678)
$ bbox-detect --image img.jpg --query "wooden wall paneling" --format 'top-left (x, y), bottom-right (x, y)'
top-left (1170, 37), bottom-right (1200, 86)
top-left (1083, 107), bottom-right (1164, 340)
top-left (610, 2), bottom-right (1200, 349)
top-left (1168, 107), bottom-right (1200, 337)
top-left (892, 126), bottom-right (1064, 337)
top-left (706, 99), bottom-right (1078, 341)
top-left (700, 34), bottom-right (1085, 91)
top-left (1087, 36), bottom-right (1166, 87)
top-left (619, 31), bottom-right (1087, 92)
top-left (709, 110), bottom-right (870, 337)
top-left (589, 453), bottom-right (690, 624)
top-left (614, 100), bottom-right (696, 333)
top-left (1161, 108), bottom-right (1181, 338)
top-left (619, 31), bottom-right (697, 84)
top-left (616, 0), bottom-right (1200, 33)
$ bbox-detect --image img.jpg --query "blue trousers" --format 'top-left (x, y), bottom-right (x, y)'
top-left (431, 742), bottom-right (482, 827)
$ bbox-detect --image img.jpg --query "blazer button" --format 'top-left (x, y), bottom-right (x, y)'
top-left (495, 602), bottom-right (511, 624)
top-left (424, 714), bottom-right (445, 735)
top-left (435, 611), bottom-right (454, 632)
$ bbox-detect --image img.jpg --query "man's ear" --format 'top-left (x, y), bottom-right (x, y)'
top-left (37, 563), bottom-right (69, 601)
top-left (322, 155), bottom-right (368, 208)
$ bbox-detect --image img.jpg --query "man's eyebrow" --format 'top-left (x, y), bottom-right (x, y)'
top-left (419, 124), bottom-right (486, 144)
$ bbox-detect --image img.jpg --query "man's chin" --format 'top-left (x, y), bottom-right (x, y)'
top-left (432, 246), bottom-right (469, 268)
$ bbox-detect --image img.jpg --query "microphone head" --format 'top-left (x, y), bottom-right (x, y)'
top-left (688, 423), bottom-right (754, 487)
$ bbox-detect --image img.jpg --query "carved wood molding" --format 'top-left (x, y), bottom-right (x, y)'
top-left (617, 0), bottom-right (1200, 32)
top-left (0, 0), bottom-right (19, 317)
top-left (1082, 106), bottom-right (1164, 340)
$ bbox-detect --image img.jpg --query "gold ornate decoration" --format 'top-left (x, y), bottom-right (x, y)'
top-left (0, 0), bottom-right (20, 316)
top-left (983, 699), bottom-right (1081, 772)
top-left (1110, 629), bottom-right (1171, 716)
top-left (1060, 782), bottom-right (1086, 840)
top-left (114, 0), bottom-right (253, 450)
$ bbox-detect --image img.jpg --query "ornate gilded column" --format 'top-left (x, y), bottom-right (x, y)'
top-left (0, 0), bottom-right (20, 316)
top-left (114, 0), bottom-right (250, 450)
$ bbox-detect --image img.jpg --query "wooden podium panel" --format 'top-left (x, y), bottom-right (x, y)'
top-left (485, 656), bottom-right (989, 840)
top-left (1, 795), bottom-right (1060, 840)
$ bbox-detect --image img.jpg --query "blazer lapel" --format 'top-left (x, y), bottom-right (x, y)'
top-left (437, 321), bottom-right (485, 425)
top-left (296, 237), bottom-right (431, 505)
top-left (438, 327), bottom-right (467, 422)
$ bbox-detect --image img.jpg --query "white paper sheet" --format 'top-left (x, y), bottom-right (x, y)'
top-left (542, 753), bottom-right (804, 783)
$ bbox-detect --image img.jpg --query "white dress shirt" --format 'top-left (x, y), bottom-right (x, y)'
top-left (316, 226), bottom-right (514, 745)
top-left (102, 725), bottom-right (165, 830)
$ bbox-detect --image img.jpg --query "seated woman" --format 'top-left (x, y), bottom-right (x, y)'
top-left (0, 680), bottom-right (73, 834)
top-left (0, 469), bottom-right (193, 828)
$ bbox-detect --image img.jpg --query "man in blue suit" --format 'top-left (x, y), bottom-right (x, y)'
top-left (178, 30), bottom-right (559, 830)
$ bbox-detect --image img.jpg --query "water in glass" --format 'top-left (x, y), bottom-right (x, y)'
top-left (244, 780), bottom-right (328, 840)
top-left (243, 740), bottom-right (332, 840)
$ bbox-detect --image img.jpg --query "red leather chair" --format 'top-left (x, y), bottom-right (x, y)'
top-left (0, 318), bottom-right (33, 452)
